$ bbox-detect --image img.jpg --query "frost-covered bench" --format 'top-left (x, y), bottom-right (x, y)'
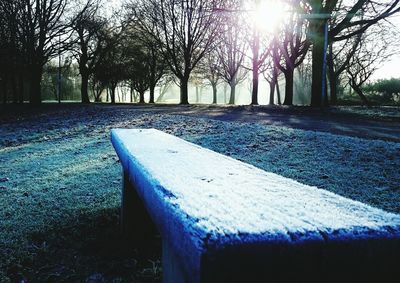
top-left (111, 128), bottom-right (400, 283)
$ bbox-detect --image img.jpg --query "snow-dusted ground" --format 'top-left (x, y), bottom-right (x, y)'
top-left (0, 105), bottom-right (399, 282)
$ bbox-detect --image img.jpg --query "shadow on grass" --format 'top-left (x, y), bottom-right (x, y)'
top-left (7, 208), bottom-right (161, 283)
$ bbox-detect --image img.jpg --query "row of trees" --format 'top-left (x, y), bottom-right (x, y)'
top-left (1, 0), bottom-right (399, 106)
top-left (0, 0), bottom-right (70, 104)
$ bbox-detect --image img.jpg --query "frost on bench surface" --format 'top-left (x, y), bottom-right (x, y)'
top-left (111, 128), bottom-right (400, 282)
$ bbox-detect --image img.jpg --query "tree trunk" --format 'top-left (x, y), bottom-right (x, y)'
top-left (149, 85), bottom-right (155, 103)
top-left (327, 44), bottom-right (337, 105)
top-left (29, 66), bottom-right (43, 105)
top-left (251, 67), bottom-right (259, 105)
top-left (352, 83), bottom-right (370, 106)
top-left (139, 91), bottom-right (145, 104)
top-left (276, 80), bottom-right (282, 105)
top-left (93, 83), bottom-right (100, 102)
top-left (110, 87), bottom-right (116, 104)
top-left (310, 22), bottom-right (325, 107)
top-left (269, 81), bottom-right (275, 105)
top-left (180, 77), bottom-right (189, 104)
top-left (80, 70), bottom-right (90, 103)
top-left (212, 83), bottom-right (217, 104)
top-left (283, 70), bottom-right (294, 105)
top-left (251, 28), bottom-right (260, 105)
top-left (94, 86), bottom-right (102, 102)
top-left (329, 75), bottom-right (338, 105)
top-left (229, 81), bottom-right (236, 105)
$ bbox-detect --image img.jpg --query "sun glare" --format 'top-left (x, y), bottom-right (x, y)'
top-left (251, 0), bottom-right (286, 33)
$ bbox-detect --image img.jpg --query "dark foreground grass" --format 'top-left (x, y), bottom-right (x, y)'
top-left (6, 209), bottom-right (161, 282)
top-left (0, 106), bottom-right (164, 282)
top-left (0, 104), bottom-right (399, 282)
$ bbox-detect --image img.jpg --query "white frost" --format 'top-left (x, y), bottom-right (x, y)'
top-left (111, 128), bottom-right (400, 246)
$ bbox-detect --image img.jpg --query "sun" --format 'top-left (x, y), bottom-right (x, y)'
top-left (248, 0), bottom-right (286, 33)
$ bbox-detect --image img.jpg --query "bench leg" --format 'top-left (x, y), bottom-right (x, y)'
top-left (162, 239), bottom-right (189, 283)
top-left (121, 170), bottom-right (156, 241)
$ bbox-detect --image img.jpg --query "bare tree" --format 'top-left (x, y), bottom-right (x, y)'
top-left (295, 52), bottom-right (312, 104)
top-left (91, 29), bottom-right (124, 104)
top-left (262, 46), bottom-right (282, 105)
top-left (131, 0), bottom-right (221, 104)
top-left (120, 29), bottom-right (160, 104)
top-left (129, 48), bottom-right (151, 104)
top-left (130, 26), bottom-right (166, 104)
top-left (306, 0), bottom-right (400, 106)
top-left (216, 1), bottom-right (248, 105)
top-left (146, 41), bottom-right (167, 104)
top-left (328, 16), bottom-right (400, 105)
top-left (15, 0), bottom-right (72, 104)
top-left (240, 0), bottom-right (275, 105)
top-left (0, 0), bottom-right (21, 104)
top-left (346, 25), bottom-right (396, 106)
top-left (248, 28), bottom-right (272, 105)
top-left (273, 0), bottom-right (310, 105)
top-left (91, 76), bottom-right (106, 102)
top-left (197, 50), bottom-right (222, 104)
top-left (327, 33), bottom-right (362, 105)
top-left (71, 0), bottom-right (108, 103)
top-left (156, 74), bottom-right (175, 103)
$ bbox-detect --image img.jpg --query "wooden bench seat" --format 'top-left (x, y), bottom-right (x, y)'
top-left (111, 128), bottom-right (400, 283)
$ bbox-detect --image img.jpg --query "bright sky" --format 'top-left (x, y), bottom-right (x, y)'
top-left (371, 14), bottom-right (400, 80)
top-left (373, 54), bottom-right (400, 80)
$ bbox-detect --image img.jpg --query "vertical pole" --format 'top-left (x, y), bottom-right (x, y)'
top-left (162, 239), bottom-right (187, 283)
top-left (121, 171), bottom-right (136, 236)
top-left (121, 170), bottom-right (157, 241)
top-left (58, 35), bottom-right (61, 103)
top-left (321, 20), bottom-right (329, 107)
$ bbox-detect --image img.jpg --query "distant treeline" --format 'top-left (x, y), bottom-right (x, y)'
top-left (1, 0), bottom-right (399, 106)
top-left (362, 78), bottom-right (400, 105)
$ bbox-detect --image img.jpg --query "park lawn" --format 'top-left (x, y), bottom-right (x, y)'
top-left (0, 105), bottom-right (399, 282)
top-left (331, 105), bottom-right (400, 121)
